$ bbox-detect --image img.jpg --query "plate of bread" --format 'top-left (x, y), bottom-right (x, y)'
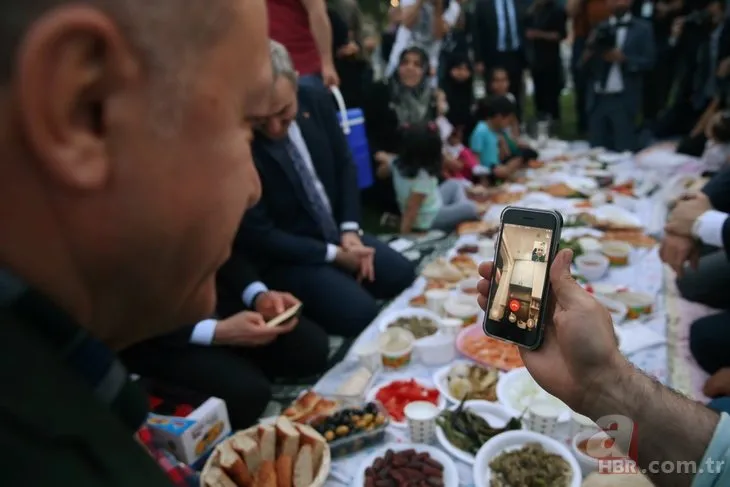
top-left (282, 391), bottom-right (339, 424)
top-left (201, 416), bottom-right (330, 487)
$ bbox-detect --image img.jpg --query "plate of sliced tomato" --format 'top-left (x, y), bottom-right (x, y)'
top-left (366, 378), bottom-right (445, 427)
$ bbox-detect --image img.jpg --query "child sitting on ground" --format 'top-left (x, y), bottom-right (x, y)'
top-left (470, 96), bottom-right (524, 184)
top-left (702, 111), bottom-right (730, 177)
top-left (442, 125), bottom-right (479, 181)
top-left (377, 122), bottom-right (480, 234)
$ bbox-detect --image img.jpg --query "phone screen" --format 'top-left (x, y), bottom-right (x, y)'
top-left (484, 211), bottom-right (559, 349)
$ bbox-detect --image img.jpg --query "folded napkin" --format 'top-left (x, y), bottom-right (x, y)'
top-left (616, 324), bottom-right (666, 355)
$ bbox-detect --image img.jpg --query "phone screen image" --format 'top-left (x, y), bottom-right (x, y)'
top-left (487, 224), bottom-right (553, 333)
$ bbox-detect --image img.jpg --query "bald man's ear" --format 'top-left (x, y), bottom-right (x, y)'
top-left (15, 6), bottom-right (137, 190)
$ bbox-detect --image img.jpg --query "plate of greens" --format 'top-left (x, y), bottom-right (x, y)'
top-left (435, 399), bottom-right (523, 465)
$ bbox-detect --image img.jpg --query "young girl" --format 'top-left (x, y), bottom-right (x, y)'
top-left (379, 123), bottom-right (480, 234)
top-left (702, 111), bottom-right (730, 176)
top-left (441, 53), bottom-right (475, 135)
top-left (443, 126), bottom-right (479, 181)
top-left (488, 67), bottom-right (521, 148)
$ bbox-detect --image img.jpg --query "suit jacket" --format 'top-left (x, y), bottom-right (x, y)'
top-left (0, 304), bottom-right (173, 486)
top-left (472, 0), bottom-right (526, 66)
top-left (585, 17), bottom-right (655, 113)
top-left (238, 85), bottom-right (360, 268)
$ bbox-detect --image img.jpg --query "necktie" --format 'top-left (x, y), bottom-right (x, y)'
top-left (504, 0), bottom-right (520, 51)
top-left (285, 139), bottom-right (341, 243)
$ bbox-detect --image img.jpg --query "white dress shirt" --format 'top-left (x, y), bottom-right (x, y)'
top-left (693, 210), bottom-right (729, 249)
top-left (496, 0), bottom-right (521, 52)
top-left (596, 14), bottom-right (631, 94)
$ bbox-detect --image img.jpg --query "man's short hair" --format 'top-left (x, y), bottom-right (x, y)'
top-left (476, 95), bottom-right (516, 120)
top-left (0, 1), bottom-right (233, 82)
top-left (269, 40), bottom-right (298, 85)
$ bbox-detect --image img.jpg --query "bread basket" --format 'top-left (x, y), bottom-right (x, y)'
top-left (200, 416), bottom-right (331, 487)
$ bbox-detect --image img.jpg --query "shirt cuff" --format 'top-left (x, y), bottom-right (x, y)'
top-left (189, 319), bottom-right (218, 346)
top-left (693, 412), bottom-right (730, 487)
top-left (443, 2), bottom-right (461, 26)
top-left (340, 222), bottom-right (360, 232)
top-left (693, 210), bottom-right (728, 248)
top-left (325, 243), bottom-right (339, 263)
top-left (242, 281), bottom-right (268, 309)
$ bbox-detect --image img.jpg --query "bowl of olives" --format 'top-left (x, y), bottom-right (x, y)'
top-left (309, 401), bottom-right (389, 458)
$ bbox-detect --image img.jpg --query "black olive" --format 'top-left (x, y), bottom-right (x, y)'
top-left (365, 403), bottom-right (378, 414)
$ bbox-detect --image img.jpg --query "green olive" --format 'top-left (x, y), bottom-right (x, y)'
top-left (335, 425), bottom-right (350, 436)
top-left (324, 430), bottom-right (335, 441)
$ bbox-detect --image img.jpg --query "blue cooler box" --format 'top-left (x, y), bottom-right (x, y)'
top-left (337, 107), bottom-right (373, 190)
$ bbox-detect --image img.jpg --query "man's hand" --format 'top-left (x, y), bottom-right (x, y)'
top-left (704, 368), bottom-right (730, 398)
top-left (717, 58), bottom-right (730, 79)
top-left (322, 62), bottom-right (340, 87)
top-left (253, 291), bottom-right (301, 322)
top-left (213, 311), bottom-right (296, 347)
top-left (602, 48), bottom-right (625, 63)
top-left (671, 17), bottom-right (684, 39)
top-left (659, 234), bottom-right (699, 278)
top-left (665, 192), bottom-right (712, 237)
top-left (336, 42), bottom-right (360, 58)
top-left (341, 232), bottom-right (362, 250)
top-left (334, 245), bottom-right (375, 273)
top-left (477, 250), bottom-right (627, 412)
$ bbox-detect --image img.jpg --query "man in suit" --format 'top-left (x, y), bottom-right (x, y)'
top-left (0, 0), bottom-right (274, 485)
top-left (121, 253), bottom-right (330, 429)
top-left (661, 166), bottom-right (730, 309)
top-left (239, 41), bottom-right (416, 338)
top-left (583, 0), bottom-right (655, 151)
top-left (473, 0), bottom-right (527, 114)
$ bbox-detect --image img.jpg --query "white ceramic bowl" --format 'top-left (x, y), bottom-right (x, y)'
top-left (366, 377), bottom-right (446, 428)
top-left (413, 333), bottom-right (457, 366)
top-left (594, 294), bottom-right (628, 326)
top-left (376, 307), bottom-right (442, 341)
top-left (458, 277), bottom-right (480, 296)
top-left (473, 430), bottom-right (582, 487)
top-left (443, 294), bottom-right (481, 326)
top-left (575, 253), bottom-right (610, 281)
top-left (496, 367), bottom-right (571, 422)
top-left (353, 443), bottom-right (459, 487)
top-left (436, 400), bottom-right (522, 464)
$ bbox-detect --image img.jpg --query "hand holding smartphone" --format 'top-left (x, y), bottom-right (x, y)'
top-left (482, 207), bottom-right (563, 350)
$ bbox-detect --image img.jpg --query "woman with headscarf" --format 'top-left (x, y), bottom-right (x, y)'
top-left (440, 52), bottom-right (475, 136)
top-left (363, 46), bottom-right (440, 214)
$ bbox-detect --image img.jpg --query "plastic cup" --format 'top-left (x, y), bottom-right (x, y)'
top-left (354, 340), bottom-right (380, 371)
top-left (526, 399), bottom-right (560, 437)
top-left (425, 289), bottom-right (450, 315)
top-left (570, 411), bottom-right (599, 438)
top-left (439, 318), bottom-right (463, 338)
top-left (404, 401), bottom-right (440, 444)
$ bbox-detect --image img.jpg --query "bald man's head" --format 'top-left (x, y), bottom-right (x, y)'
top-left (0, 0), bottom-right (274, 348)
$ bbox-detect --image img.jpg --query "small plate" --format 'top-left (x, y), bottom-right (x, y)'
top-left (375, 307), bottom-right (443, 342)
top-left (353, 443), bottom-right (459, 487)
top-left (473, 430), bottom-right (581, 487)
top-left (435, 400), bottom-right (522, 465)
top-left (365, 377), bottom-right (445, 428)
top-left (432, 361), bottom-right (501, 404)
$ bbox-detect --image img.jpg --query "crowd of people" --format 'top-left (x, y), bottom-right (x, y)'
top-left (1, 0), bottom-right (730, 486)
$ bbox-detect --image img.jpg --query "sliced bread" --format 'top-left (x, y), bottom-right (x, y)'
top-left (292, 445), bottom-right (313, 487)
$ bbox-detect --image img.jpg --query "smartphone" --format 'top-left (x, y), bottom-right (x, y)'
top-left (482, 207), bottom-right (563, 350)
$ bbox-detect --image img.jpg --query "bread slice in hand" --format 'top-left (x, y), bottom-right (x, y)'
top-left (275, 417), bottom-right (300, 458)
top-left (258, 424), bottom-right (276, 463)
top-left (217, 441), bottom-right (252, 487)
top-left (292, 445), bottom-right (313, 487)
top-left (203, 466), bottom-right (239, 487)
top-left (295, 423), bottom-right (325, 471)
top-left (253, 460), bottom-right (277, 487)
top-left (231, 432), bottom-right (261, 475)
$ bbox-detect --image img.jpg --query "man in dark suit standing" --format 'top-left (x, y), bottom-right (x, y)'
top-left (473, 0), bottom-right (527, 114)
top-left (583, 0), bottom-right (655, 151)
top-left (121, 252), bottom-right (330, 429)
top-left (239, 41), bottom-right (415, 338)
